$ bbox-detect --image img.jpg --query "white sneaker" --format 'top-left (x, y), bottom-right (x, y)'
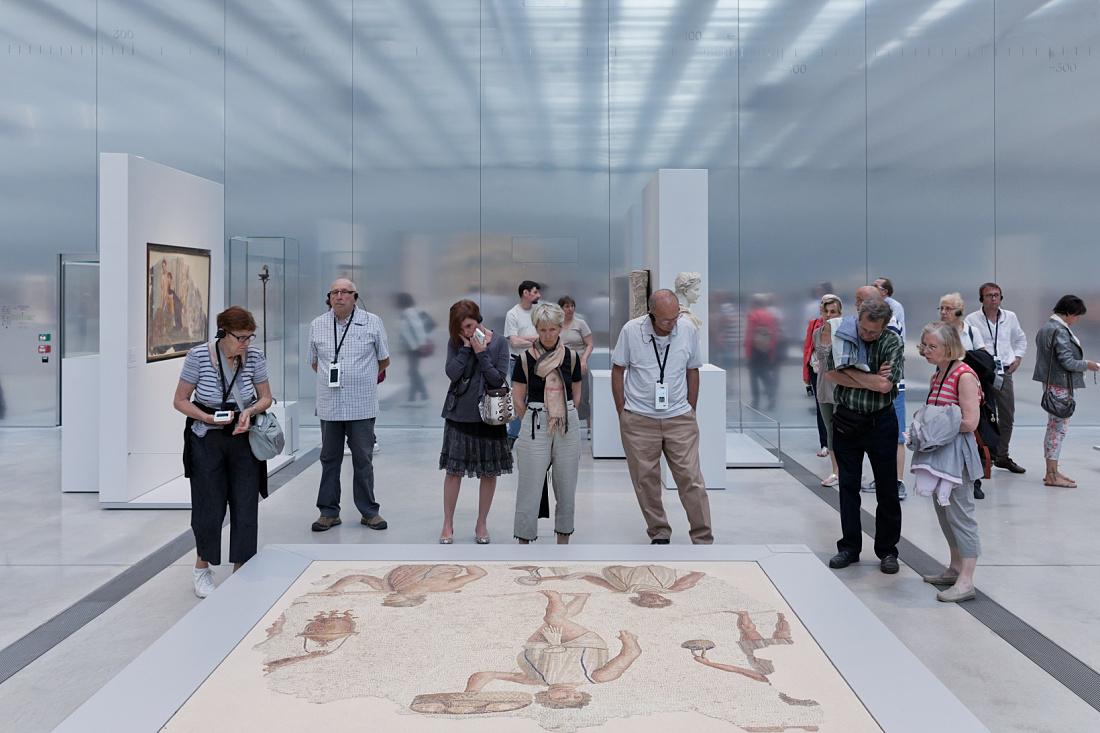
top-left (373, 441), bottom-right (381, 454)
top-left (193, 568), bottom-right (216, 598)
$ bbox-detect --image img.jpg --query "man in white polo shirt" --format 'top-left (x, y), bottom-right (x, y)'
top-left (611, 289), bottom-right (713, 545)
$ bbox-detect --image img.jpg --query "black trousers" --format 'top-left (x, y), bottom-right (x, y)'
top-left (833, 406), bottom-right (902, 559)
top-left (188, 427), bottom-right (261, 565)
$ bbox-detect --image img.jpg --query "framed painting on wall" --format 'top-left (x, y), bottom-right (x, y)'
top-left (147, 243), bottom-right (211, 362)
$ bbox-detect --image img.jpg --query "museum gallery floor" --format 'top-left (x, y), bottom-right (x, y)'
top-left (55, 546), bottom-right (988, 733)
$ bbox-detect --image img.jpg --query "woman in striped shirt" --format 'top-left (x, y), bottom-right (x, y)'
top-left (172, 306), bottom-right (272, 598)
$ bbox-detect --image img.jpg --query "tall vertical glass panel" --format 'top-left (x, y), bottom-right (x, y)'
top-left (226, 0), bottom-right (354, 423)
top-left (609, 1), bottom-right (739, 401)
top-left (995, 0), bottom-right (1100, 424)
top-left (480, 1), bottom-right (611, 360)
top-left (867, 1), bottom-right (995, 401)
top-left (351, 0), bottom-right (482, 425)
top-left (738, 1), bottom-right (867, 427)
top-left (0, 1), bottom-right (97, 425)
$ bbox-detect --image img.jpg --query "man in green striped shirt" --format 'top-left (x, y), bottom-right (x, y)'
top-left (824, 298), bottom-right (904, 575)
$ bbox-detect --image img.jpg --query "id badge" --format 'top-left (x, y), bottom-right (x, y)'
top-left (993, 357), bottom-right (1005, 375)
top-left (328, 362), bottom-right (342, 388)
top-left (655, 382), bottom-right (669, 410)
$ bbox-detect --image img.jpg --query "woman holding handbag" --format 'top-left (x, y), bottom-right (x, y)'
top-left (438, 299), bottom-right (512, 544)
top-left (511, 303), bottom-right (583, 544)
top-left (1032, 295), bottom-right (1100, 488)
top-left (172, 306), bottom-right (272, 598)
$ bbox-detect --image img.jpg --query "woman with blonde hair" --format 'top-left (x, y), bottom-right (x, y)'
top-left (512, 303), bottom-right (583, 544)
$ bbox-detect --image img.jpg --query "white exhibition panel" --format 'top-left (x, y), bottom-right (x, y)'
top-left (61, 355), bottom-right (100, 492)
top-left (98, 154), bottom-right (224, 504)
top-left (661, 363), bottom-right (726, 490)
top-left (642, 168), bottom-right (710, 362)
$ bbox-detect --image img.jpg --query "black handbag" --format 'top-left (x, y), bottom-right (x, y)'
top-left (1040, 328), bottom-right (1076, 419)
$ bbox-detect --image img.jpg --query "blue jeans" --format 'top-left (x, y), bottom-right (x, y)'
top-left (318, 418), bottom-right (378, 519)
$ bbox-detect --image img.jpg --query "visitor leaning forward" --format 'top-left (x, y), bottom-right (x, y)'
top-left (611, 289), bottom-right (713, 545)
top-left (173, 306), bottom-right (272, 598)
top-left (308, 278), bottom-right (391, 532)
top-left (825, 298), bottom-right (904, 574)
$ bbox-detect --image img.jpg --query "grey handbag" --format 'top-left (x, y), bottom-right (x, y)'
top-left (1039, 328), bottom-right (1076, 419)
top-left (223, 349), bottom-right (286, 460)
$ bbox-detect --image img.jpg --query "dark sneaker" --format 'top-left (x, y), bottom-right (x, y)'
top-left (650, 538), bottom-right (670, 545)
top-left (362, 514), bottom-right (388, 530)
top-left (828, 551), bottom-right (858, 569)
top-left (880, 555), bottom-right (900, 574)
top-left (312, 515), bottom-right (341, 532)
top-left (973, 481), bottom-right (985, 500)
top-left (897, 480), bottom-right (907, 501)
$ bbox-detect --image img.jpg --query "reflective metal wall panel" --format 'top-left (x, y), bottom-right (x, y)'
top-left (867, 1), bottom-right (995, 398)
top-left (225, 0), bottom-right (354, 423)
top-left (995, 0), bottom-right (1100, 425)
top-left (737, 1), bottom-right (867, 427)
top-left (351, 0), bottom-right (481, 426)
top-left (0, 1), bottom-right (97, 425)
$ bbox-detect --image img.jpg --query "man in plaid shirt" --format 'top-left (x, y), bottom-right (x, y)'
top-left (308, 278), bottom-right (391, 532)
top-left (824, 297), bottom-right (904, 575)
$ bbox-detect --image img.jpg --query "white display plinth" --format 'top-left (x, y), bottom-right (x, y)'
top-left (98, 154), bottom-right (225, 506)
top-left (590, 365), bottom-right (726, 490)
top-left (271, 400), bottom-right (299, 456)
top-left (61, 355), bottom-right (100, 493)
top-left (590, 369), bottom-right (624, 458)
top-left (662, 363), bottom-right (726, 489)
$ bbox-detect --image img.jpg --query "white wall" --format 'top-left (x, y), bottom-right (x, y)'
top-left (643, 169), bottom-right (710, 362)
top-left (99, 154), bottom-right (224, 503)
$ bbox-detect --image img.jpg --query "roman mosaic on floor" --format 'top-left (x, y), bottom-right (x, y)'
top-left (164, 561), bottom-right (882, 732)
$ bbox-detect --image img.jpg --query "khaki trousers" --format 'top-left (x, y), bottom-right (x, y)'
top-left (619, 410), bottom-right (713, 544)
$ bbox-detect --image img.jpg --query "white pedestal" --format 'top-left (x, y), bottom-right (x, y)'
top-left (590, 369), bottom-right (625, 458)
top-left (271, 400), bottom-right (299, 456)
top-left (61, 355), bottom-right (100, 493)
top-left (662, 364), bottom-right (726, 489)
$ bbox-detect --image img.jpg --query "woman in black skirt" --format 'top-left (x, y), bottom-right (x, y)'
top-left (439, 299), bottom-right (513, 544)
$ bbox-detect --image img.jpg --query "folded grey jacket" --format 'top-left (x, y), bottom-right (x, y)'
top-left (907, 403), bottom-right (982, 504)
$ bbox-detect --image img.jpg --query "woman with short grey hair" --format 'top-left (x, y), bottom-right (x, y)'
top-left (511, 302), bottom-right (583, 544)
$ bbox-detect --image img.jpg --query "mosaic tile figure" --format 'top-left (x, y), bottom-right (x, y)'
top-left (511, 564), bottom-right (705, 608)
top-left (311, 564), bottom-right (487, 607)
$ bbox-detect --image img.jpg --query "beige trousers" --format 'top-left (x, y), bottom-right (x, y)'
top-left (514, 404), bottom-right (581, 541)
top-left (619, 410), bottom-right (713, 544)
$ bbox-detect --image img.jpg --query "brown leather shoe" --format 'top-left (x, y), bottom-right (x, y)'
top-left (993, 457), bottom-right (1026, 474)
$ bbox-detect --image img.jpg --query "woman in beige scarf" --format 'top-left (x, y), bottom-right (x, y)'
top-left (511, 303), bottom-right (583, 544)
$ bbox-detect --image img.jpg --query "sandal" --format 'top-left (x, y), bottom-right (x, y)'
top-left (821, 474), bottom-right (838, 487)
top-left (1058, 472), bottom-right (1078, 487)
top-left (816, 448), bottom-right (830, 458)
top-left (1044, 471), bottom-right (1076, 488)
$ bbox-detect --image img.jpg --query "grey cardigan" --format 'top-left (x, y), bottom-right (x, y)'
top-left (441, 332), bottom-right (510, 422)
top-left (1032, 319), bottom-right (1088, 389)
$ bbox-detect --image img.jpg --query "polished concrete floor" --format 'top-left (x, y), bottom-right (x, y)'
top-left (2, 421), bottom-right (1100, 732)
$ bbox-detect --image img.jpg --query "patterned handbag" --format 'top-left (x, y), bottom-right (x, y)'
top-left (480, 387), bottom-right (516, 426)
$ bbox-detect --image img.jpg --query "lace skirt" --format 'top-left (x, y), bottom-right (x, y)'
top-left (439, 419), bottom-right (513, 478)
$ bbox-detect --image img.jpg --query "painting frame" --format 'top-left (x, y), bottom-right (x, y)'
top-left (146, 243), bottom-right (211, 362)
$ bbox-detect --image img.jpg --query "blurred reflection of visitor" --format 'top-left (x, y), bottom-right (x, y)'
top-left (811, 295), bottom-right (843, 486)
top-left (395, 292), bottom-right (431, 406)
top-left (745, 294), bottom-right (779, 411)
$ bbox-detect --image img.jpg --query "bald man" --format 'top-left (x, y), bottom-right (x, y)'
top-left (612, 289), bottom-right (713, 545)
top-left (308, 278), bottom-right (390, 532)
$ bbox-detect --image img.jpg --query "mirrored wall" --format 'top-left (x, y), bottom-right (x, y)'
top-left (2, 0), bottom-right (1099, 428)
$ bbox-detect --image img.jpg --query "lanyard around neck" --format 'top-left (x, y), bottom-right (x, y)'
top-left (983, 313), bottom-right (1000, 356)
top-left (215, 341), bottom-right (241, 404)
top-left (332, 313), bottom-right (352, 363)
top-left (650, 336), bottom-right (670, 384)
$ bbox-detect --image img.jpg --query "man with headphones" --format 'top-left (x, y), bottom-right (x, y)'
top-left (965, 282), bottom-right (1027, 474)
top-left (611, 289), bottom-right (713, 545)
top-left (308, 278), bottom-right (391, 531)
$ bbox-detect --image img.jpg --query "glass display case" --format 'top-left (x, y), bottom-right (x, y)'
top-left (227, 237), bottom-right (299, 407)
top-left (60, 254), bottom-right (100, 359)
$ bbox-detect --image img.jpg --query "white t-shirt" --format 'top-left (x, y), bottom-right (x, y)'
top-left (611, 314), bottom-right (702, 419)
top-left (504, 302), bottom-right (536, 358)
